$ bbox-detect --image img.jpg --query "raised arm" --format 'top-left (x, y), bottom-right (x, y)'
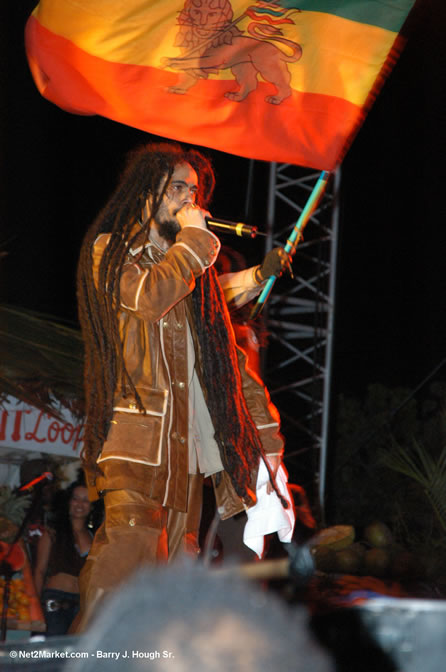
top-left (220, 247), bottom-right (292, 308)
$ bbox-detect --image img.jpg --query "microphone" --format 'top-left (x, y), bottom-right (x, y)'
top-left (205, 217), bottom-right (265, 239)
top-left (19, 471), bottom-right (53, 492)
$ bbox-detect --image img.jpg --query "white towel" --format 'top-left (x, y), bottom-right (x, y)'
top-left (243, 459), bottom-right (295, 558)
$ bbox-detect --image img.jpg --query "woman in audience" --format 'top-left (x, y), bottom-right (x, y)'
top-left (34, 477), bottom-right (95, 636)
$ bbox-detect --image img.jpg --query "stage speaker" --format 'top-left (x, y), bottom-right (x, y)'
top-left (357, 597), bottom-right (446, 672)
top-left (311, 596), bottom-right (446, 672)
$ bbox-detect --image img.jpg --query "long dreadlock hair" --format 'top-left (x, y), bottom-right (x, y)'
top-left (192, 268), bottom-right (274, 500)
top-left (78, 142), bottom-right (279, 503)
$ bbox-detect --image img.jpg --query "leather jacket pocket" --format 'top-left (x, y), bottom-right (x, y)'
top-left (98, 387), bottom-right (168, 467)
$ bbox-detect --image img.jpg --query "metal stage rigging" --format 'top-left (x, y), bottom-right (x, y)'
top-left (262, 163), bottom-right (340, 521)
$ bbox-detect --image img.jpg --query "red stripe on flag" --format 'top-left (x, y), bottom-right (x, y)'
top-left (25, 17), bottom-right (361, 170)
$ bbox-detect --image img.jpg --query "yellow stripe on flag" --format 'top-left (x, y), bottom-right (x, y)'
top-left (288, 12), bottom-right (396, 105)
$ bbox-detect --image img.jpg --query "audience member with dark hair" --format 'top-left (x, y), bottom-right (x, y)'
top-left (33, 477), bottom-right (97, 636)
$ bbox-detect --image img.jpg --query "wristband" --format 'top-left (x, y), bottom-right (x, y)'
top-left (253, 265), bottom-right (263, 285)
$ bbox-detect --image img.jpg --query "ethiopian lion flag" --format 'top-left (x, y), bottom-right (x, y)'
top-left (25, 0), bottom-right (415, 170)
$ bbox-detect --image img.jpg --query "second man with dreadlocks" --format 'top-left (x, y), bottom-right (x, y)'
top-left (75, 142), bottom-right (293, 628)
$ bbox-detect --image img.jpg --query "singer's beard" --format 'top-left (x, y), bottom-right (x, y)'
top-left (155, 215), bottom-right (180, 246)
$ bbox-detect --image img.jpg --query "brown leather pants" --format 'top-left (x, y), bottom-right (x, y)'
top-left (73, 474), bottom-right (203, 633)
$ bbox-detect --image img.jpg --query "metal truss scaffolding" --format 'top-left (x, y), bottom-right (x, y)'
top-left (262, 163), bottom-right (340, 519)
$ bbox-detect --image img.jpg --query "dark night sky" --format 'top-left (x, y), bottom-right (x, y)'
top-left (335, 0), bottom-right (446, 393)
top-left (1, 0), bottom-right (446, 400)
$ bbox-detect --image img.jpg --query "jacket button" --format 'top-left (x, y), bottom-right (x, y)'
top-left (177, 381), bottom-right (185, 389)
top-left (163, 321), bottom-right (168, 328)
top-left (178, 436), bottom-right (186, 444)
top-left (176, 322), bottom-right (183, 329)
top-left (129, 517), bottom-right (136, 527)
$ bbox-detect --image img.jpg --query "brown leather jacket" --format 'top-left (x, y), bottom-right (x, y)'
top-left (86, 226), bottom-right (284, 518)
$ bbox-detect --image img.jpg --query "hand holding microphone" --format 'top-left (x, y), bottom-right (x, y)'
top-left (177, 203), bottom-right (208, 230)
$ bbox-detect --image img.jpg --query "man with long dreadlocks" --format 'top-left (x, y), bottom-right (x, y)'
top-left (76, 142), bottom-right (293, 628)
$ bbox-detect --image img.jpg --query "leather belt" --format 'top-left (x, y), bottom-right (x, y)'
top-left (45, 598), bottom-right (78, 612)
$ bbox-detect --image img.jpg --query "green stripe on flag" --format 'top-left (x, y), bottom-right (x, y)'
top-left (276, 0), bottom-right (414, 32)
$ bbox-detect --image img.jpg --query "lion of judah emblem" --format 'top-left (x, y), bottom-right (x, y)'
top-left (163, 0), bottom-right (302, 104)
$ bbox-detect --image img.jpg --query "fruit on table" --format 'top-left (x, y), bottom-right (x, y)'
top-left (311, 525), bottom-right (355, 551)
top-left (312, 545), bottom-right (337, 572)
top-left (364, 547), bottom-right (391, 577)
top-left (335, 545), bottom-right (364, 574)
top-left (363, 521), bottom-right (393, 548)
